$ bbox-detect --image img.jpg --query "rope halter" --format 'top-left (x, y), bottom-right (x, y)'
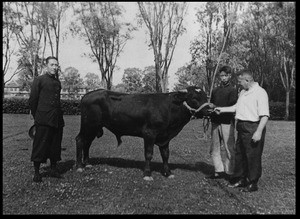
top-left (183, 101), bottom-right (211, 141)
top-left (183, 101), bottom-right (210, 115)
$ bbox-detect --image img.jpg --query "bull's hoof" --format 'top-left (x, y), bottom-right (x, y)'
top-left (85, 164), bottom-right (92, 168)
top-left (168, 174), bottom-right (175, 179)
top-left (77, 168), bottom-right (84, 173)
top-left (143, 176), bottom-right (154, 181)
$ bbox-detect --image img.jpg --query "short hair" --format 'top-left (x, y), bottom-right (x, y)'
top-left (237, 69), bottom-right (254, 81)
top-left (219, 66), bottom-right (232, 75)
top-left (45, 56), bottom-right (58, 64)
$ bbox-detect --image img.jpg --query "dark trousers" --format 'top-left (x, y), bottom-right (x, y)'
top-left (31, 125), bottom-right (63, 163)
top-left (234, 120), bottom-right (266, 183)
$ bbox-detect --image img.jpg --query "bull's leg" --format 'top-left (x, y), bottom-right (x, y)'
top-left (75, 134), bottom-right (85, 171)
top-left (143, 138), bottom-right (155, 181)
top-left (76, 133), bottom-right (95, 172)
top-left (82, 137), bottom-right (94, 168)
top-left (159, 142), bottom-right (174, 178)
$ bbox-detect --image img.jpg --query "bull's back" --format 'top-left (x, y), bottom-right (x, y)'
top-left (79, 90), bottom-right (189, 140)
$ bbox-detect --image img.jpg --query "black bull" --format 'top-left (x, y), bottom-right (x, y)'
top-left (75, 86), bottom-right (211, 180)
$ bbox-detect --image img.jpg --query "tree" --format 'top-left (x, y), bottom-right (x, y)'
top-left (84, 72), bottom-right (101, 92)
top-left (268, 2), bottom-right (295, 120)
top-left (122, 67), bottom-right (143, 93)
top-left (137, 2), bottom-right (187, 93)
top-left (12, 2), bottom-right (46, 79)
top-left (191, 2), bottom-right (240, 100)
top-left (62, 67), bottom-right (84, 99)
top-left (39, 2), bottom-right (70, 60)
top-left (142, 66), bottom-right (156, 93)
top-left (237, 2), bottom-right (295, 119)
top-left (173, 63), bottom-right (207, 91)
top-left (191, 2), bottom-right (221, 90)
top-left (70, 2), bottom-right (136, 90)
top-left (6, 2), bottom-right (69, 93)
top-left (3, 2), bottom-right (20, 97)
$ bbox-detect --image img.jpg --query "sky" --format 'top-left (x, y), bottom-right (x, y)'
top-left (6, 2), bottom-right (205, 90)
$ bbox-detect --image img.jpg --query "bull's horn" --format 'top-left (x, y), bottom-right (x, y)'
top-left (195, 88), bottom-right (201, 92)
top-left (178, 89), bottom-right (188, 93)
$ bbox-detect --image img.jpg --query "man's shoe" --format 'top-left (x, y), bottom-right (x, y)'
top-left (205, 172), bottom-right (225, 179)
top-left (33, 174), bottom-right (42, 183)
top-left (228, 179), bottom-right (247, 188)
top-left (241, 183), bottom-right (258, 192)
top-left (49, 169), bottom-right (63, 178)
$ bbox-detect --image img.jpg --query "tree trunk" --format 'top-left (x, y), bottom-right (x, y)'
top-left (2, 78), bottom-right (5, 99)
top-left (155, 64), bottom-right (162, 93)
top-left (285, 89), bottom-right (290, 120)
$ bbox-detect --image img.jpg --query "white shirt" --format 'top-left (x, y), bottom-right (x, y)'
top-left (235, 82), bottom-right (269, 122)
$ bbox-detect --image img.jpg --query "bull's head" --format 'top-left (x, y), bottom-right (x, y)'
top-left (179, 86), bottom-right (211, 118)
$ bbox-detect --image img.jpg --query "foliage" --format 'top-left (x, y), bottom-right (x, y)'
top-left (113, 83), bottom-right (127, 93)
top-left (173, 64), bottom-right (207, 92)
top-left (118, 66), bottom-right (157, 94)
top-left (61, 67), bottom-right (84, 99)
top-left (269, 102), bottom-right (295, 121)
top-left (2, 98), bottom-right (30, 114)
top-left (141, 66), bottom-right (156, 93)
top-left (60, 99), bottom-right (81, 115)
top-left (84, 72), bottom-right (102, 92)
top-left (122, 68), bottom-right (143, 93)
top-left (3, 98), bottom-right (81, 115)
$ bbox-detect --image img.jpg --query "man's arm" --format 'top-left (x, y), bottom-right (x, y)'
top-left (214, 104), bottom-right (236, 114)
top-left (28, 78), bottom-right (40, 117)
top-left (252, 116), bottom-right (269, 142)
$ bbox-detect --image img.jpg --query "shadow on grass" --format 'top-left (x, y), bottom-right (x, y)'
top-left (83, 157), bottom-right (214, 176)
top-left (40, 160), bottom-right (76, 176)
top-left (44, 158), bottom-right (214, 178)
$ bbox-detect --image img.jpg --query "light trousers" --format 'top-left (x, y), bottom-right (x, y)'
top-left (210, 122), bottom-right (236, 175)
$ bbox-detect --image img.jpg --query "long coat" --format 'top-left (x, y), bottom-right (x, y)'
top-left (29, 73), bottom-right (64, 128)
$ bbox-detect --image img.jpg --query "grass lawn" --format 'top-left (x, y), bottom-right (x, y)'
top-left (2, 114), bottom-right (295, 214)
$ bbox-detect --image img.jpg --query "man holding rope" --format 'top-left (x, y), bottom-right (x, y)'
top-left (205, 66), bottom-right (238, 181)
top-left (213, 69), bottom-right (269, 192)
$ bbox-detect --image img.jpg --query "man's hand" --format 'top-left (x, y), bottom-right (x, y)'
top-left (252, 130), bottom-right (262, 143)
top-left (208, 103), bottom-right (216, 109)
top-left (213, 107), bottom-right (221, 115)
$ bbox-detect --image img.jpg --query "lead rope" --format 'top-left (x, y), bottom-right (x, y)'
top-left (183, 101), bottom-right (211, 141)
top-left (202, 116), bottom-right (210, 140)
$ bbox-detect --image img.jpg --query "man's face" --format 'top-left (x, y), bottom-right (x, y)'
top-left (46, 59), bottom-right (59, 75)
top-left (219, 71), bottom-right (231, 84)
top-left (238, 75), bottom-right (249, 90)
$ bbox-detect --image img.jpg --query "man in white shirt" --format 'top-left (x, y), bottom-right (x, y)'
top-left (214, 69), bottom-right (269, 192)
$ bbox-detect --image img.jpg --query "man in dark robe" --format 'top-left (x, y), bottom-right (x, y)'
top-left (29, 56), bottom-right (65, 182)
